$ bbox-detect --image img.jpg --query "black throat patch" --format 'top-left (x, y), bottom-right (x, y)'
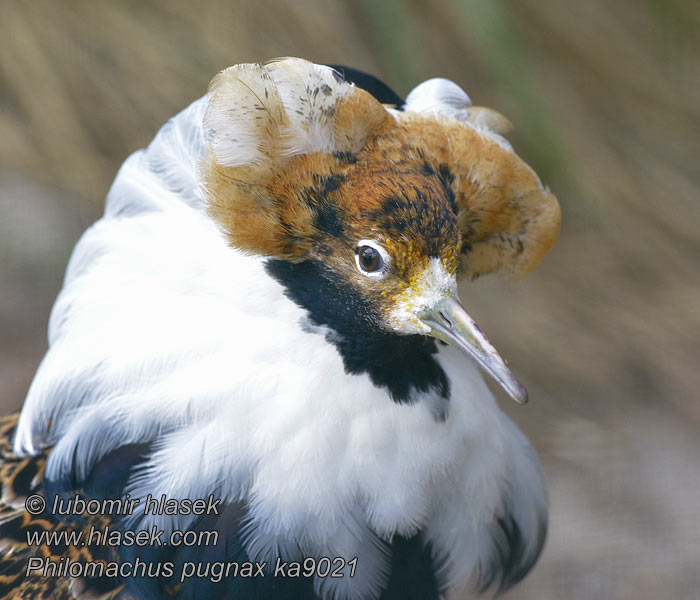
top-left (265, 259), bottom-right (450, 410)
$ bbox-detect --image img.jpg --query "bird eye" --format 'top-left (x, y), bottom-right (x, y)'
top-left (359, 246), bottom-right (382, 272)
top-left (355, 242), bottom-right (388, 277)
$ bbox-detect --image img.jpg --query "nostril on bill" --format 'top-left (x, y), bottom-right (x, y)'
top-left (437, 311), bottom-right (453, 329)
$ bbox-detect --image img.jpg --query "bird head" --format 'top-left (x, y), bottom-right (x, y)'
top-left (201, 58), bottom-right (560, 404)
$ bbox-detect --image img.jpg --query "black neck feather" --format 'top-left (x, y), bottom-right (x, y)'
top-left (265, 259), bottom-right (449, 404)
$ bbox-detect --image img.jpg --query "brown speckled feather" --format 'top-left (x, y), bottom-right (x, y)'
top-left (0, 415), bottom-right (128, 600)
top-left (203, 60), bottom-right (560, 285)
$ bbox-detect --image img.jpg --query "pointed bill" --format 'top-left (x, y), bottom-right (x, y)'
top-left (418, 296), bottom-right (528, 404)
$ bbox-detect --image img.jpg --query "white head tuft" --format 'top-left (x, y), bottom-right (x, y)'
top-left (404, 77), bottom-right (512, 138)
top-left (404, 77), bottom-right (472, 120)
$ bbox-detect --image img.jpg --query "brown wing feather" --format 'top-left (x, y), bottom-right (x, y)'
top-left (0, 414), bottom-right (130, 600)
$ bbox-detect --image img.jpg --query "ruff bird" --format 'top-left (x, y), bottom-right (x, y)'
top-left (1, 58), bottom-right (560, 600)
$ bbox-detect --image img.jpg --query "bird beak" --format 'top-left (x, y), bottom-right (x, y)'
top-left (417, 296), bottom-right (528, 404)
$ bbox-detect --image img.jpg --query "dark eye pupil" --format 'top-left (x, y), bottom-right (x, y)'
top-left (359, 246), bottom-right (382, 272)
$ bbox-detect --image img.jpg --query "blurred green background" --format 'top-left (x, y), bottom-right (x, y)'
top-left (1, 1), bottom-right (699, 598)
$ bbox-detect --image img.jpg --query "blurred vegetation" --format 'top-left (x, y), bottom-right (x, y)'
top-left (1, 1), bottom-right (700, 598)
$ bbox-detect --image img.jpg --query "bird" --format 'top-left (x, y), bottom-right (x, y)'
top-left (0, 58), bottom-right (560, 600)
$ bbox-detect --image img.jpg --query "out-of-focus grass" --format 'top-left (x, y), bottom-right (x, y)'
top-left (1, 1), bottom-right (700, 598)
top-left (448, 0), bottom-right (569, 190)
top-left (359, 0), bottom-right (427, 87)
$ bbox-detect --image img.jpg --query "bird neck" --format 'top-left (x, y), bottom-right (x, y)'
top-left (265, 258), bottom-right (450, 406)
